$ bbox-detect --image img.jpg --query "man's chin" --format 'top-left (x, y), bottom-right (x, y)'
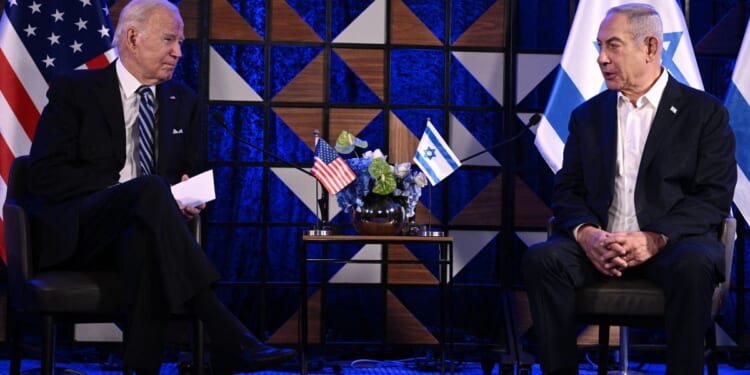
top-left (603, 80), bottom-right (621, 91)
top-left (160, 72), bottom-right (175, 82)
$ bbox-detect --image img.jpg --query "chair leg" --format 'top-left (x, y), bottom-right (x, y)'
top-left (705, 322), bottom-right (718, 375)
top-left (193, 318), bottom-right (204, 375)
top-left (8, 309), bottom-right (21, 375)
top-left (41, 315), bottom-right (55, 375)
top-left (597, 324), bottom-right (610, 375)
top-left (619, 326), bottom-right (631, 372)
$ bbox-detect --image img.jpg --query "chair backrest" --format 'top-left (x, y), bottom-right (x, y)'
top-left (4, 155), bottom-right (33, 306)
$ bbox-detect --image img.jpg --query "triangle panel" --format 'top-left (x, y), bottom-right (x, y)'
top-left (209, 47), bottom-right (263, 102)
top-left (450, 174), bottom-right (502, 226)
top-left (330, 51), bottom-right (382, 104)
top-left (451, 51), bottom-right (504, 106)
top-left (333, 48), bottom-right (385, 100)
top-left (449, 230), bottom-right (499, 280)
top-left (516, 53), bottom-right (561, 105)
top-left (387, 245), bottom-right (438, 285)
top-left (388, 111), bottom-right (419, 164)
top-left (267, 290), bottom-right (322, 344)
top-left (390, 0), bottom-right (442, 46)
top-left (516, 65), bottom-right (560, 109)
top-left (267, 168), bottom-right (319, 223)
top-left (271, 167), bottom-right (338, 221)
top-left (212, 0), bottom-right (264, 41)
top-left (328, 108), bottom-right (383, 147)
top-left (452, 0), bottom-right (505, 47)
top-left (273, 107), bottom-right (323, 152)
top-left (286, 0), bottom-right (327, 40)
top-left (272, 49), bottom-right (325, 102)
top-left (271, 0), bottom-right (322, 42)
top-left (449, 113), bottom-right (500, 167)
top-left (333, 0), bottom-right (384, 44)
top-left (386, 291), bottom-right (438, 344)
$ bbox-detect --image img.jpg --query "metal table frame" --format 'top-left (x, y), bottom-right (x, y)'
top-left (298, 235), bottom-right (454, 374)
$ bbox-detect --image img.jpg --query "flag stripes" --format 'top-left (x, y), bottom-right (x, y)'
top-left (726, 20), bottom-right (750, 219)
top-left (312, 138), bottom-right (356, 195)
top-left (535, 0), bottom-right (703, 173)
top-left (413, 119), bottom-right (461, 186)
top-left (0, 1), bottom-right (115, 263)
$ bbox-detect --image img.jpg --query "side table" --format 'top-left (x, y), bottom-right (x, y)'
top-left (298, 234), bottom-right (454, 374)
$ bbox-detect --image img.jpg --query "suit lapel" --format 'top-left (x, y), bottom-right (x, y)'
top-left (639, 76), bottom-right (682, 171)
top-left (600, 91), bottom-right (619, 196)
top-left (155, 82), bottom-right (179, 172)
top-left (93, 63), bottom-right (126, 165)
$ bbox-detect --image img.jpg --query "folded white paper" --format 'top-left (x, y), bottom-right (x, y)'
top-left (171, 169), bottom-right (216, 207)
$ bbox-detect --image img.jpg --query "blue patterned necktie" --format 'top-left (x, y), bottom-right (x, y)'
top-left (137, 85), bottom-right (155, 175)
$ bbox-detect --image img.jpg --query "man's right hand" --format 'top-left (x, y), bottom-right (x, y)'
top-left (576, 225), bottom-right (627, 276)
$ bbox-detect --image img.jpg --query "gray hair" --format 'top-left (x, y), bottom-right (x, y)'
top-left (607, 3), bottom-right (663, 45)
top-left (112, 0), bottom-right (180, 48)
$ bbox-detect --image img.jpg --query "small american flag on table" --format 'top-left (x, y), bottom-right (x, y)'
top-left (311, 138), bottom-right (355, 195)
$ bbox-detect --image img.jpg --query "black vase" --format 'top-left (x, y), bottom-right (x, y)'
top-left (351, 194), bottom-right (406, 235)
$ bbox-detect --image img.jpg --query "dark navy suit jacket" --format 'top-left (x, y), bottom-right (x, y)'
top-left (27, 62), bottom-right (203, 268)
top-left (552, 75), bottom-right (736, 252)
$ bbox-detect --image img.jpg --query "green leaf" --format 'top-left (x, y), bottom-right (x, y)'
top-left (335, 130), bottom-right (368, 154)
top-left (369, 158), bottom-right (396, 195)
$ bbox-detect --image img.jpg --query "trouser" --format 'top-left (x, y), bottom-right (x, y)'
top-left (56, 175), bottom-right (221, 371)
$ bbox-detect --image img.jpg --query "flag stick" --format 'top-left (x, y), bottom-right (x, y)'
top-left (305, 129), bottom-right (335, 236)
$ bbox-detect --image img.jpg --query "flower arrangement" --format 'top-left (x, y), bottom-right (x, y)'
top-left (333, 130), bottom-right (428, 218)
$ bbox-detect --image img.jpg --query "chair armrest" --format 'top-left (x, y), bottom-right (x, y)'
top-left (188, 214), bottom-right (201, 246)
top-left (713, 217), bottom-right (736, 317)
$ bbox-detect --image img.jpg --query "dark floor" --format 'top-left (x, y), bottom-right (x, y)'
top-left (3, 355), bottom-right (750, 374)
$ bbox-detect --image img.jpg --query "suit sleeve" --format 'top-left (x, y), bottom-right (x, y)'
top-left (551, 110), bottom-right (606, 237)
top-left (28, 74), bottom-right (121, 202)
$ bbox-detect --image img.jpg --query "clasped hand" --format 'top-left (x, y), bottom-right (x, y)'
top-left (576, 226), bottom-right (665, 277)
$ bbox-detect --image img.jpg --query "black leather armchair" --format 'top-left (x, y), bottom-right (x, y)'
top-left (5, 155), bottom-right (205, 375)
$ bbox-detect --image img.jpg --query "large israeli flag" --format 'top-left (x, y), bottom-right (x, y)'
top-left (535, 0), bottom-right (703, 172)
top-left (725, 20), bottom-right (750, 219)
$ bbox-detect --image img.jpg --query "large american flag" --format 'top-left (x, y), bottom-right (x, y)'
top-left (311, 138), bottom-right (355, 195)
top-left (0, 0), bottom-right (116, 263)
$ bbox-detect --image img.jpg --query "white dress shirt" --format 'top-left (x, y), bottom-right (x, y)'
top-left (116, 59), bottom-right (156, 182)
top-left (607, 69), bottom-right (669, 232)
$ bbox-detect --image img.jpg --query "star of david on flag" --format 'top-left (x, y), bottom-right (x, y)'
top-left (0, 0), bottom-right (116, 263)
top-left (725, 20), bottom-right (750, 220)
top-left (413, 119), bottom-right (461, 186)
top-left (312, 137), bottom-right (356, 195)
top-left (534, 0), bottom-right (703, 172)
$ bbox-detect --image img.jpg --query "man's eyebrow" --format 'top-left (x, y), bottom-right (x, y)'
top-left (163, 32), bottom-right (186, 42)
top-left (598, 36), bottom-right (624, 44)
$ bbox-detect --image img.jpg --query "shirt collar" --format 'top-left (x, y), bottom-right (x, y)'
top-left (617, 68), bottom-right (669, 109)
top-left (116, 59), bottom-right (155, 97)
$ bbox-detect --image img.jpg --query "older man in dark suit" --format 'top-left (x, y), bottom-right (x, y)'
top-left (25, 0), bottom-right (294, 374)
top-left (522, 4), bottom-right (736, 375)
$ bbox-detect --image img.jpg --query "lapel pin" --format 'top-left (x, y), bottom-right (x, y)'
top-left (670, 106), bottom-right (677, 114)
top-left (169, 95), bottom-right (176, 100)
top-left (172, 128), bottom-right (184, 134)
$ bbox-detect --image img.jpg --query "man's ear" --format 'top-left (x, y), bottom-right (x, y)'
top-left (126, 27), bottom-right (138, 50)
top-left (646, 36), bottom-right (660, 60)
